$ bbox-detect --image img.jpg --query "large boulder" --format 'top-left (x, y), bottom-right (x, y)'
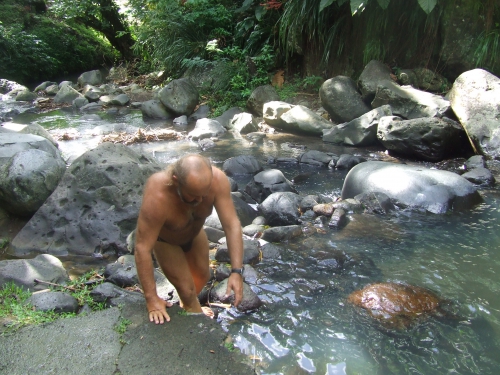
top-left (258, 192), bottom-right (302, 226)
top-left (322, 105), bottom-right (392, 146)
top-left (78, 70), bottom-right (103, 87)
top-left (214, 107), bottom-right (243, 129)
top-left (319, 76), bottom-right (371, 123)
top-left (263, 101), bottom-right (293, 127)
top-left (246, 85), bottom-right (280, 117)
top-left (222, 155), bottom-right (263, 176)
top-left (229, 112), bottom-right (259, 134)
top-left (276, 105), bottom-right (333, 135)
top-left (299, 150), bottom-right (334, 167)
top-left (341, 161), bottom-right (482, 214)
top-left (377, 116), bottom-right (467, 161)
top-left (449, 69), bottom-right (500, 159)
top-left (159, 78), bottom-right (199, 116)
top-left (357, 60), bottom-right (393, 102)
top-left (187, 118), bottom-right (225, 141)
top-left (245, 169), bottom-right (297, 203)
top-left (0, 133), bottom-right (66, 216)
top-left (140, 100), bottom-right (173, 119)
top-left (371, 82), bottom-right (450, 119)
top-left (10, 143), bottom-right (162, 257)
top-left (204, 193), bottom-right (258, 228)
top-left (0, 254), bottom-right (69, 292)
top-left (53, 84), bottom-right (84, 104)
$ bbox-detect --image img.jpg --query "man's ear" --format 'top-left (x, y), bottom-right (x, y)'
top-left (172, 175), bottom-right (179, 186)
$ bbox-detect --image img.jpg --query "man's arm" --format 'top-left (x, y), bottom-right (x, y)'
top-left (213, 169), bottom-right (244, 306)
top-left (135, 175), bottom-right (172, 324)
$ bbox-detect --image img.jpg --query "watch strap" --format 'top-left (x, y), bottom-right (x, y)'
top-left (231, 267), bottom-right (244, 275)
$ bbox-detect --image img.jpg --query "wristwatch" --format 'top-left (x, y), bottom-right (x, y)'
top-left (231, 267), bottom-right (244, 275)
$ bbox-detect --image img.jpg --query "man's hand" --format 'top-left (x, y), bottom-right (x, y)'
top-left (146, 295), bottom-right (173, 324)
top-left (225, 273), bottom-right (244, 307)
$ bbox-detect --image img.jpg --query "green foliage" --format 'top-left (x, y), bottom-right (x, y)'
top-left (0, 282), bottom-right (76, 334)
top-left (474, 27), bottom-right (500, 70)
top-left (0, 238), bottom-right (10, 250)
top-left (276, 75), bottom-right (324, 101)
top-left (53, 270), bottom-right (106, 311)
top-left (224, 341), bottom-right (235, 351)
top-left (115, 317), bottom-right (131, 335)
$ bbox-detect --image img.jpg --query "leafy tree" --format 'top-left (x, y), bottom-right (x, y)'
top-left (50, 0), bottom-right (135, 60)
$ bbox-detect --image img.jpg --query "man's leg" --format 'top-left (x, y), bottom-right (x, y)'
top-left (183, 229), bottom-right (211, 294)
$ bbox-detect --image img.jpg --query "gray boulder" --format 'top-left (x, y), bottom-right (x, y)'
top-left (214, 107), bottom-right (243, 129)
top-left (341, 161), bottom-right (482, 214)
top-left (357, 60), bottom-right (393, 102)
top-left (322, 105), bottom-right (392, 146)
top-left (204, 193), bottom-right (258, 229)
top-left (159, 78), bottom-right (199, 116)
top-left (278, 105), bottom-right (333, 135)
top-left (371, 82), bottom-right (450, 119)
top-left (188, 118), bottom-right (225, 141)
top-left (210, 279), bottom-right (262, 312)
top-left (247, 85), bottom-right (280, 117)
top-left (377, 116), bottom-right (466, 161)
top-left (461, 167), bottom-right (495, 187)
top-left (449, 69), bottom-right (500, 159)
top-left (54, 84), bottom-right (84, 104)
top-left (78, 70), bottom-right (103, 87)
top-left (0, 254), bottom-right (69, 292)
top-left (45, 84), bottom-right (60, 96)
top-left (261, 225), bottom-right (302, 242)
top-left (245, 169), bottom-right (297, 203)
top-left (335, 154), bottom-right (366, 170)
top-left (320, 76), bottom-right (371, 123)
top-left (34, 81), bottom-right (57, 92)
top-left (10, 143), bottom-right (162, 257)
top-left (99, 94), bottom-right (130, 106)
top-left (299, 150), bottom-right (333, 167)
top-left (0, 134), bottom-right (66, 216)
top-left (258, 192), bottom-right (302, 226)
top-left (16, 123), bottom-right (58, 147)
top-left (215, 239), bottom-right (261, 265)
top-left (398, 68), bottom-right (448, 92)
top-left (26, 291), bottom-right (79, 314)
top-left (230, 112), bottom-right (259, 134)
top-left (15, 90), bottom-right (38, 102)
top-left (465, 155), bottom-right (486, 169)
top-left (263, 101), bottom-right (293, 127)
top-left (222, 155), bottom-right (262, 176)
top-left (141, 100), bottom-right (173, 119)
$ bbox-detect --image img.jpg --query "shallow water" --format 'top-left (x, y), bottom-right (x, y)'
top-left (4, 101), bottom-right (500, 374)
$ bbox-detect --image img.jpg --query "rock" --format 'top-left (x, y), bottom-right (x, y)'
top-left (159, 78), bottom-right (199, 116)
top-left (189, 104), bottom-right (210, 121)
top-left (73, 97), bottom-right (89, 109)
top-left (215, 239), bottom-right (261, 264)
top-left (260, 242), bottom-right (282, 259)
top-left (320, 76), bottom-right (371, 123)
top-left (26, 291), bottom-right (79, 314)
top-left (258, 192), bottom-right (302, 226)
top-left (465, 155), bottom-right (486, 169)
top-left (335, 154), bottom-right (366, 170)
top-left (402, 68), bottom-right (448, 92)
top-left (449, 69), bottom-right (500, 159)
top-left (15, 90), bottom-right (38, 102)
top-left (377, 116), bottom-right (467, 161)
top-left (242, 224), bottom-right (265, 237)
top-left (245, 169), bottom-right (297, 203)
top-left (34, 81), bottom-right (57, 92)
top-left (81, 102), bottom-right (103, 113)
top-left (230, 112), bottom-right (259, 134)
top-left (0, 254), bottom-right (69, 292)
top-left (294, 150), bottom-right (333, 167)
top-left (45, 84), bottom-right (60, 96)
top-left (104, 262), bottom-right (139, 288)
top-left (328, 208), bottom-right (347, 229)
top-left (204, 193), bottom-right (258, 228)
top-left (347, 282), bottom-right (442, 329)
top-left (300, 195), bottom-right (320, 212)
top-left (54, 84), bottom-right (84, 104)
top-left (222, 155), bottom-right (262, 176)
top-left (247, 85), bottom-right (280, 117)
top-left (198, 138), bottom-right (216, 151)
top-left (210, 279), bottom-right (262, 312)
top-left (0, 134), bottom-right (66, 216)
top-left (90, 282), bottom-right (145, 307)
top-left (245, 132), bottom-right (266, 143)
top-left (357, 60), bottom-right (393, 102)
top-left (141, 100), bottom-right (173, 119)
top-left (461, 167), bottom-right (495, 187)
top-left (261, 225), bottom-right (302, 242)
top-left (17, 123), bottom-right (58, 147)
top-left (341, 161), bottom-right (482, 214)
top-left (214, 107), bottom-right (243, 129)
top-left (173, 115), bottom-right (188, 126)
top-left (263, 101), bottom-right (293, 127)
top-left (188, 118), bottom-right (225, 141)
top-left (322, 105), bottom-right (392, 146)
top-left (100, 94), bottom-right (130, 106)
top-left (10, 143), bottom-right (162, 257)
top-left (277, 105), bottom-right (333, 135)
top-left (204, 226), bottom-right (225, 243)
top-left (371, 82), bottom-right (451, 119)
top-left (78, 70), bottom-right (103, 87)
top-left (252, 216), bottom-right (267, 225)
top-left (354, 191), bottom-right (396, 214)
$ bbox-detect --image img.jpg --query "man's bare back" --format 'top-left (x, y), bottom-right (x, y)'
top-left (134, 154), bottom-right (244, 324)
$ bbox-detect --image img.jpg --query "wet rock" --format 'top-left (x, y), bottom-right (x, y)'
top-left (210, 279), bottom-right (262, 312)
top-left (258, 192), bottom-right (302, 226)
top-left (0, 254), bottom-right (69, 292)
top-left (347, 282), bottom-right (442, 329)
top-left (299, 150), bottom-right (333, 167)
top-left (26, 291), bottom-right (79, 314)
top-left (245, 169), bottom-right (297, 203)
top-left (277, 105), bottom-right (333, 135)
top-left (261, 225), bottom-right (302, 242)
top-left (449, 69), bottom-right (500, 159)
top-left (263, 101), bottom-right (293, 127)
top-left (335, 154), bottom-right (366, 170)
top-left (159, 78), bottom-right (199, 116)
top-left (214, 107), bottom-right (243, 129)
top-left (247, 85), bottom-right (280, 117)
top-left (461, 167), bottom-right (495, 186)
top-left (54, 84), bottom-right (84, 104)
top-left (188, 118), bottom-right (225, 141)
top-left (320, 76), bottom-right (371, 123)
top-left (342, 161), bottom-right (482, 214)
top-left (242, 224), bottom-right (265, 237)
top-left (140, 100), bottom-right (173, 119)
top-left (260, 242), bottom-right (282, 260)
top-left (90, 282), bottom-right (145, 307)
top-left (354, 191), bottom-right (397, 214)
top-left (465, 155), bottom-right (486, 169)
top-left (229, 112), bottom-right (259, 134)
top-left (328, 208), bottom-right (347, 229)
top-left (357, 60), bottom-right (393, 103)
top-left (215, 239), bottom-right (261, 265)
top-left (198, 138), bottom-right (216, 151)
top-left (222, 155), bottom-right (263, 176)
top-left (78, 70), bottom-right (103, 87)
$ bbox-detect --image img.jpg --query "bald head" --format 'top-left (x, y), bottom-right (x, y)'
top-left (168, 154), bottom-right (212, 185)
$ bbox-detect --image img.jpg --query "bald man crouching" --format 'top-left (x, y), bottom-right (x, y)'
top-left (134, 154), bottom-right (244, 324)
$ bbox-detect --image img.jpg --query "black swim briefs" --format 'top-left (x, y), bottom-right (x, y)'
top-left (157, 237), bottom-right (193, 252)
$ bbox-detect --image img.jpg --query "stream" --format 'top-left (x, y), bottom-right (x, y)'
top-left (3, 97), bottom-right (500, 375)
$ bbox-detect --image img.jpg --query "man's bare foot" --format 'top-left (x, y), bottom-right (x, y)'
top-left (201, 306), bottom-right (215, 318)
